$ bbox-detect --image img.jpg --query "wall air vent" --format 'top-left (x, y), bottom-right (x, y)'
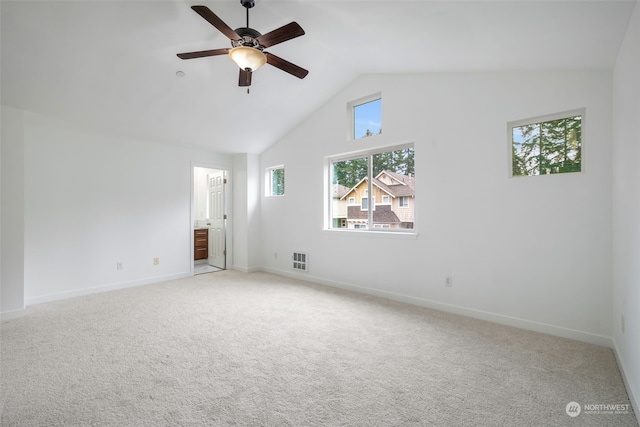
top-left (292, 252), bottom-right (308, 272)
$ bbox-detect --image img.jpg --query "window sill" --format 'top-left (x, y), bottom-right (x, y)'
top-left (322, 229), bottom-right (418, 240)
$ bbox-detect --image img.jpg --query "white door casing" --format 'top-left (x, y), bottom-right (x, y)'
top-left (208, 170), bottom-right (226, 269)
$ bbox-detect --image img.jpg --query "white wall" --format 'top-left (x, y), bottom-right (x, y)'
top-left (14, 112), bottom-right (231, 305)
top-left (1, 106), bottom-right (26, 313)
top-left (260, 70), bottom-right (613, 345)
top-left (612, 0), bottom-right (640, 414)
top-left (232, 153), bottom-right (261, 272)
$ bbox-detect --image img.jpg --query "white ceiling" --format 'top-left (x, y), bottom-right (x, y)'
top-left (1, 0), bottom-right (635, 154)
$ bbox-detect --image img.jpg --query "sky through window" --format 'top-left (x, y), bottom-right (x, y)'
top-left (354, 98), bottom-right (381, 139)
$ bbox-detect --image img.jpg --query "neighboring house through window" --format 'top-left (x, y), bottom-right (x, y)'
top-left (329, 145), bottom-right (414, 231)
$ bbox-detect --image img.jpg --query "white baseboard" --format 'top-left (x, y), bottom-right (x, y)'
top-left (613, 341), bottom-right (640, 423)
top-left (230, 265), bottom-right (261, 274)
top-left (261, 266), bottom-right (613, 348)
top-left (23, 272), bottom-right (192, 307)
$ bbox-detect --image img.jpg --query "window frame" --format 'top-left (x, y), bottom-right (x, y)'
top-left (508, 108), bottom-right (585, 178)
top-left (326, 142), bottom-right (415, 235)
top-left (266, 165), bottom-right (285, 197)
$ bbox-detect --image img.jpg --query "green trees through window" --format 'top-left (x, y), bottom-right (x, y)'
top-left (269, 166), bottom-right (285, 196)
top-left (332, 148), bottom-right (414, 189)
top-left (511, 113), bottom-right (582, 176)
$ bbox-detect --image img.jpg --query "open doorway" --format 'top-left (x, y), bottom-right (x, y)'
top-left (193, 166), bottom-right (227, 274)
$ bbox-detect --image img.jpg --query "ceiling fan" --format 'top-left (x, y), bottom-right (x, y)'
top-left (177, 1), bottom-right (309, 89)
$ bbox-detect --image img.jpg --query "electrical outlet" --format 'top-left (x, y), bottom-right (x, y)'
top-left (116, 262), bottom-right (123, 270)
top-left (153, 257), bottom-right (159, 265)
top-left (445, 276), bottom-right (453, 287)
top-left (621, 315), bottom-right (625, 334)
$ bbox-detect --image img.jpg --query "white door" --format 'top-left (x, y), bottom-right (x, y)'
top-left (208, 171), bottom-right (226, 269)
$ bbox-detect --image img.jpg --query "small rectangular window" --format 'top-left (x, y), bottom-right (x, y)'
top-left (267, 166), bottom-right (285, 196)
top-left (361, 197), bottom-right (369, 210)
top-left (348, 93), bottom-right (382, 140)
top-left (509, 109), bottom-right (583, 177)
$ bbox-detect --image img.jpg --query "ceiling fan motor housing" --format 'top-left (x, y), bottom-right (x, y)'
top-left (232, 27), bottom-right (263, 49)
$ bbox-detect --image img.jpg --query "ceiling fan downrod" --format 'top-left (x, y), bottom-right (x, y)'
top-left (241, 0), bottom-right (255, 27)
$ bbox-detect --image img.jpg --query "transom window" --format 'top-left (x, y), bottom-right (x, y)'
top-left (509, 109), bottom-right (583, 177)
top-left (349, 93), bottom-right (382, 140)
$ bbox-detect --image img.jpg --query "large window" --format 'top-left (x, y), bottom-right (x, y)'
top-left (510, 109), bottom-right (583, 177)
top-left (329, 145), bottom-right (414, 231)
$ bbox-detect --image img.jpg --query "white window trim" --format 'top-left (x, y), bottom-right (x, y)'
top-left (507, 108), bottom-right (585, 178)
top-left (361, 196), bottom-right (376, 211)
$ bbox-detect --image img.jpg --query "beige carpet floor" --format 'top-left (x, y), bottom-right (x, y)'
top-left (1, 270), bottom-right (637, 426)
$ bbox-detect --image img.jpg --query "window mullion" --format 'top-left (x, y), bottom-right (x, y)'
top-left (367, 154), bottom-right (373, 229)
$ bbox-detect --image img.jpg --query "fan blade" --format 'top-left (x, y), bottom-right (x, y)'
top-left (239, 68), bottom-right (252, 87)
top-left (256, 22), bottom-right (305, 48)
top-left (177, 48), bottom-right (229, 60)
top-left (265, 52), bottom-right (308, 79)
top-left (191, 5), bottom-right (240, 40)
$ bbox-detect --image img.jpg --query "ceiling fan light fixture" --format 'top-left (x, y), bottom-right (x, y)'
top-left (229, 46), bottom-right (266, 72)
top-left (177, 5), bottom-right (308, 87)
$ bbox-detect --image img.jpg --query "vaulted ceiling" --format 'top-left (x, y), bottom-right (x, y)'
top-left (1, 1), bottom-right (635, 154)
